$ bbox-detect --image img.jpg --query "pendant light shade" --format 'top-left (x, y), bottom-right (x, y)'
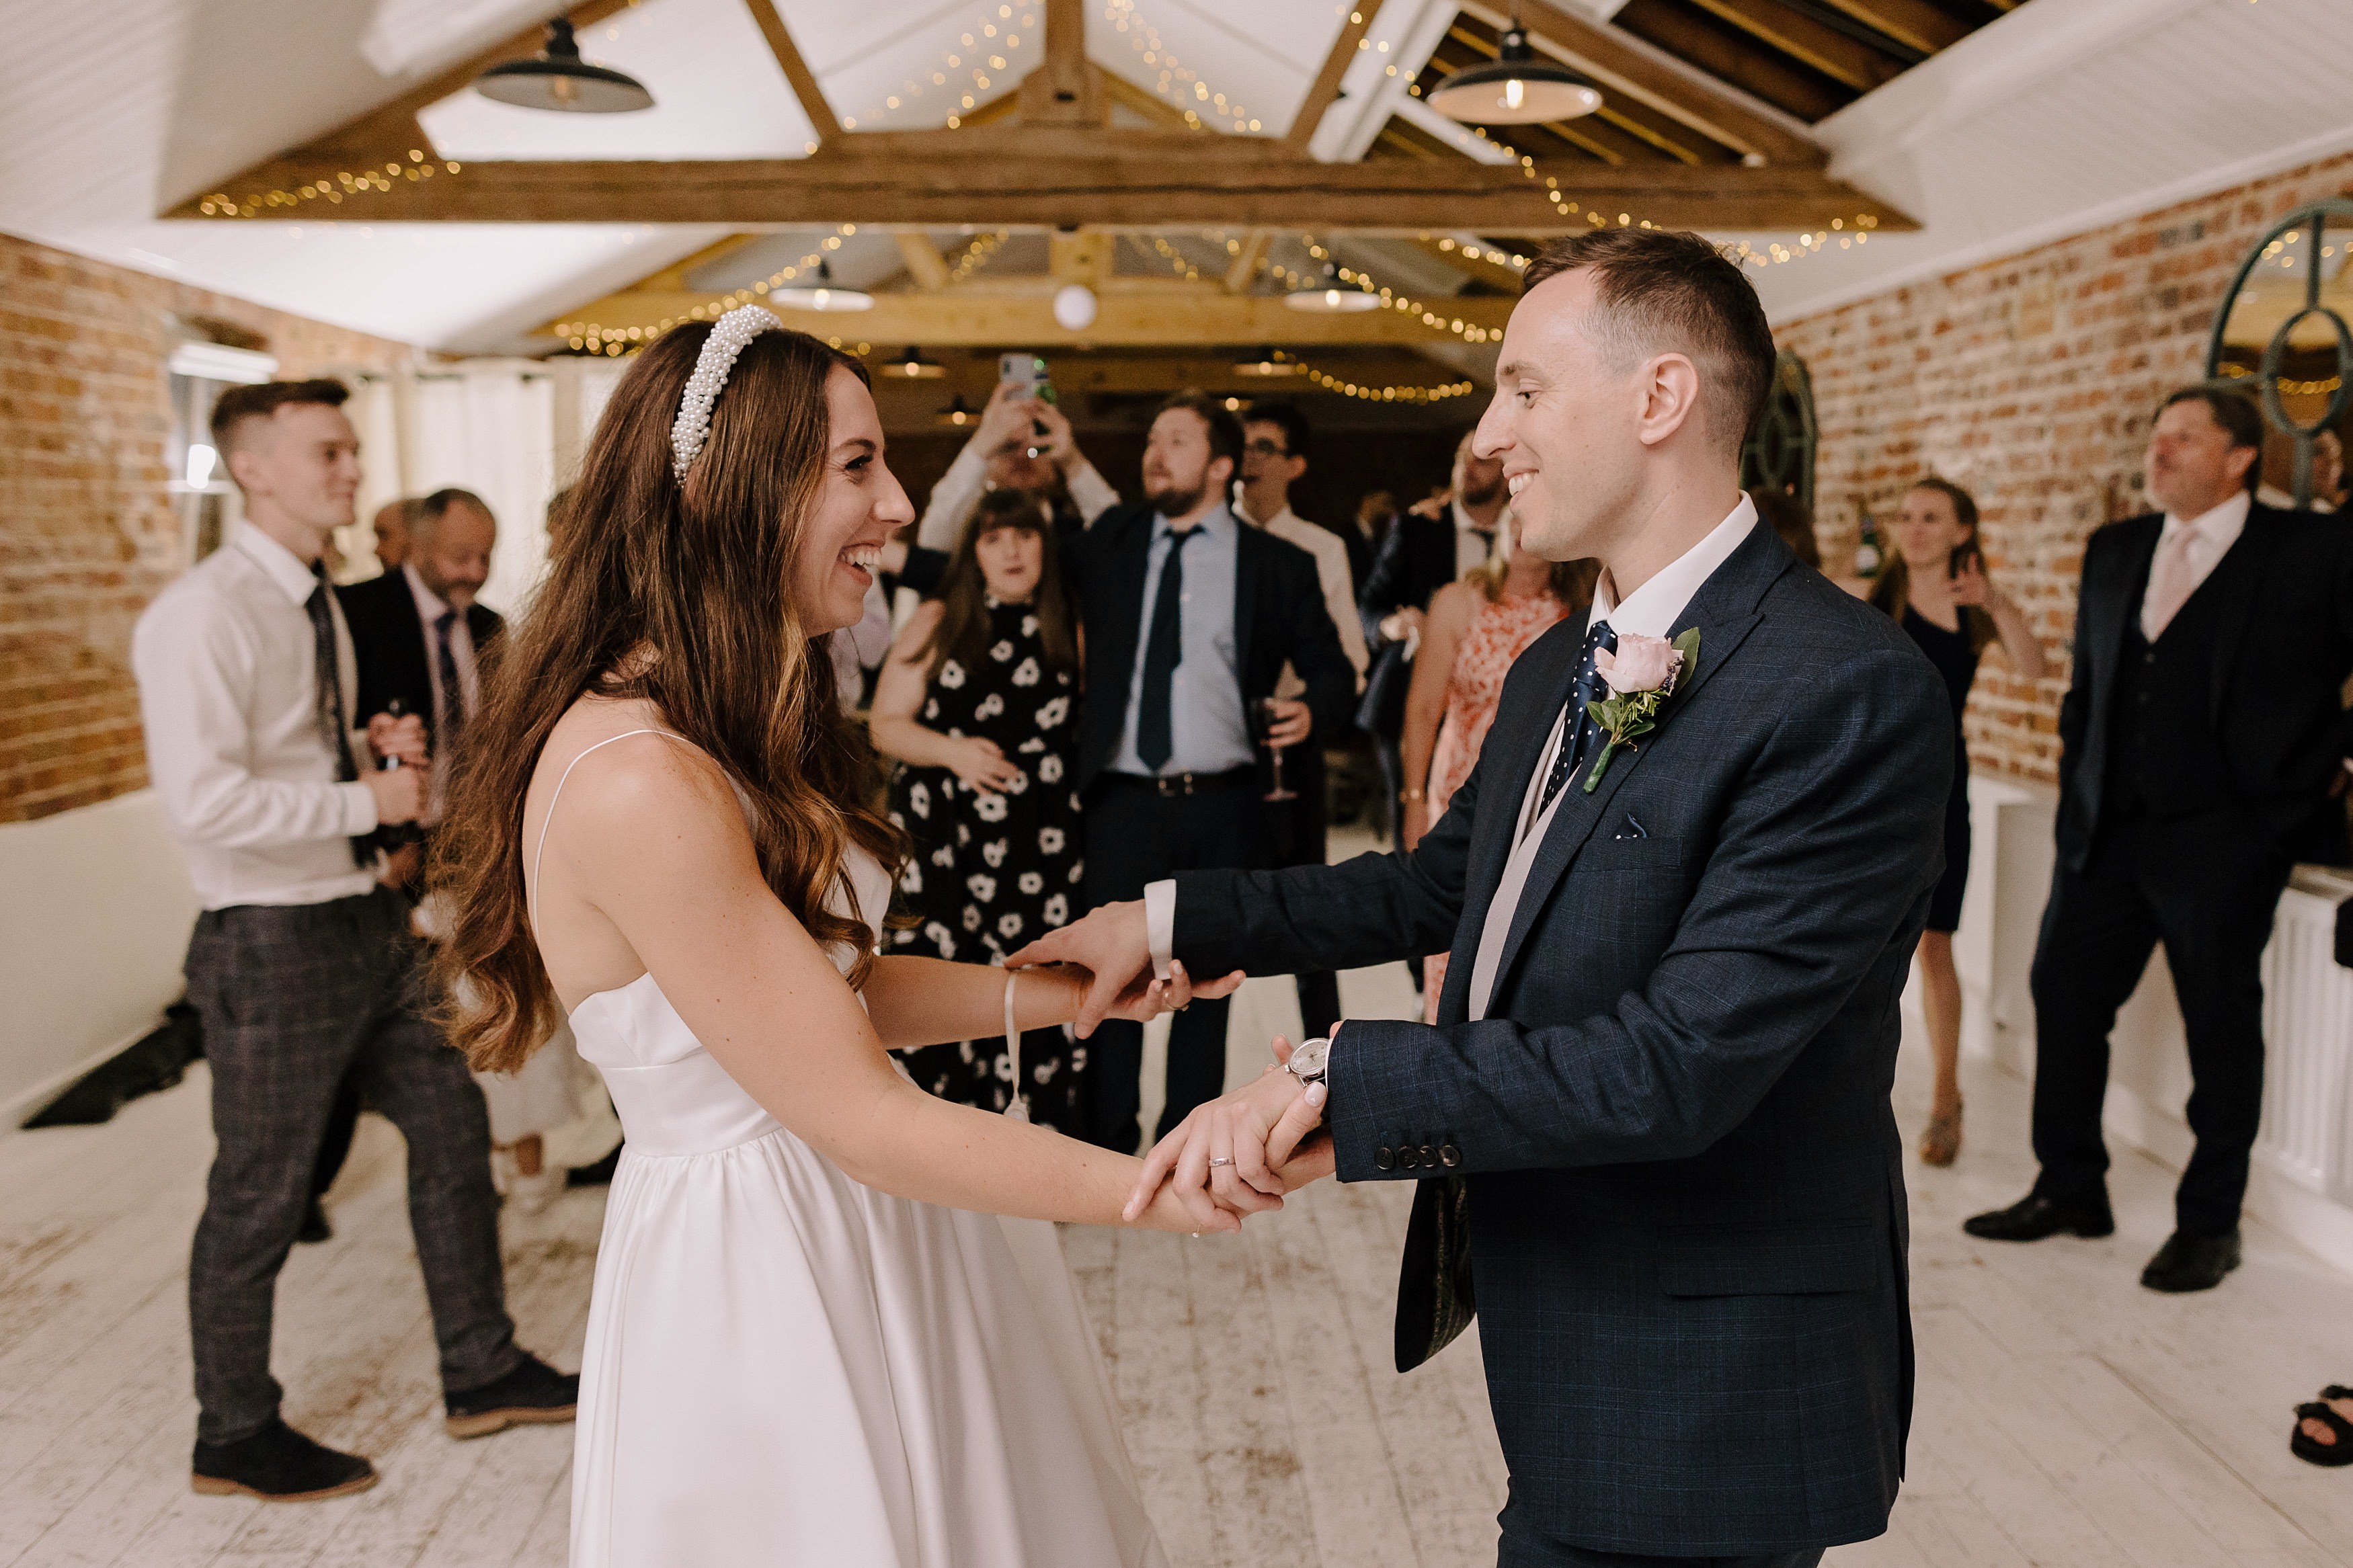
top-left (475, 19), bottom-right (655, 114)
top-left (881, 346), bottom-right (947, 379)
top-left (936, 395), bottom-right (978, 427)
top-left (1232, 347), bottom-right (1304, 376)
top-left (1427, 26), bottom-right (1600, 125)
top-left (770, 260), bottom-right (875, 313)
top-left (1285, 265), bottom-right (1381, 315)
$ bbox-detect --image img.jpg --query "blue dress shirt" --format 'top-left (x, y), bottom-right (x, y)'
top-left (1113, 504), bottom-right (1256, 776)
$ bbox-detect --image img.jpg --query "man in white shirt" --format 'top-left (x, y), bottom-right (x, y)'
top-left (1234, 401), bottom-right (1369, 1038)
top-left (134, 380), bottom-right (575, 1504)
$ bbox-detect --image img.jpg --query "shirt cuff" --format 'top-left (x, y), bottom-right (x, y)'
top-left (1068, 461), bottom-right (1119, 525)
top-left (340, 778), bottom-right (381, 834)
top-left (1144, 878), bottom-right (1176, 981)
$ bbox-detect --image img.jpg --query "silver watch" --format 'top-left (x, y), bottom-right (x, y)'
top-left (1285, 1035), bottom-right (1331, 1089)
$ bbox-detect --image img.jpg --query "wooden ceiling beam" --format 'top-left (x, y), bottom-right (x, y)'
top-left (1018, 0), bottom-right (1107, 126)
top-left (1609, 0), bottom-right (1847, 122)
top-left (1809, 0), bottom-right (1966, 56)
top-left (1459, 0), bottom-right (1823, 167)
top-left (542, 288), bottom-right (1521, 347)
top-left (177, 129), bottom-right (1904, 232)
top-left (1225, 231), bottom-right (1271, 292)
top-left (1287, 5), bottom-right (1374, 150)
top-left (895, 233), bottom-right (951, 288)
top-left (872, 352), bottom-right (1474, 397)
top-left (1680, 0), bottom-right (1903, 93)
top-left (742, 0), bottom-right (841, 142)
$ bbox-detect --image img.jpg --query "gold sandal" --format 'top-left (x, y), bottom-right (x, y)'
top-left (1920, 1104), bottom-right (1963, 1167)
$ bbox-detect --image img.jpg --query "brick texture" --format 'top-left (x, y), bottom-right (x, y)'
top-left (1775, 151), bottom-right (2353, 785)
top-left (0, 233), bottom-right (411, 821)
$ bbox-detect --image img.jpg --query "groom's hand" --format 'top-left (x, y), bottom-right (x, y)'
top-left (1123, 1042), bottom-right (1330, 1227)
top-left (1004, 901), bottom-right (1154, 1038)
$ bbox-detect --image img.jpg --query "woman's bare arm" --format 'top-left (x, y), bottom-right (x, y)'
top-left (543, 739), bottom-right (1239, 1231)
top-left (861, 954), bottom-right (1234, 1049)
top-left (866, 604), bottom-right (958, 768)
top-left (1398, 583), bottom-right (1472, 850)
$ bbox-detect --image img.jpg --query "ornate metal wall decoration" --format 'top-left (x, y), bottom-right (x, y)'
top-left (2206, 200), bottom-right (2353, 507)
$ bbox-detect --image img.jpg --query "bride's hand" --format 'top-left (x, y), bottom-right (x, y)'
top-left (1127, 1171), bottom-right (1242, 1235)
top-left (1101, 958), bottom-right (1244, 1024)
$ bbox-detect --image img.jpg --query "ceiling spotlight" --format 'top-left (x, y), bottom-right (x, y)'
top-left (1232, 347), bottom-right (1304, 376)
top-left (936, 394), bottom-right (978, 427)
top-left (1285, 265), bottom-right (1381, 315)
top-left (881, 346), bottom-right (946, 379)
top-left (769, 259), bottom-right (874, 313)
top-left (1427, 22), bottom-right (1601, 125)
top-left (475, 19), bottom-right (655, 114)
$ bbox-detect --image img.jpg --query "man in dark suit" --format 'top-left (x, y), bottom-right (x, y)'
top-left (1356, 474), bottom-right (1464, 836)
top-left (1965, 388), bottom-right (2353, 1292)
top-left (1066, 390), bottom-right (1356, 1153)
top-left (1016, 230), bottom-right (1950, 1567)
top-left (339, 487), bottom-right (503, 788)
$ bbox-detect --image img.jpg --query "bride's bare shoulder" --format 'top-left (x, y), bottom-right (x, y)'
top-left (534, 700), bottom-right (738, 837)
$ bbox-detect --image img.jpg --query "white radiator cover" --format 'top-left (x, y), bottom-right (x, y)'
top-left (1951, 774), bottom-right (2353, 1276)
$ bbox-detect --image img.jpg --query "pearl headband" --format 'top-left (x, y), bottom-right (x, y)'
top-left (670, 304), bottom-right (783, 481)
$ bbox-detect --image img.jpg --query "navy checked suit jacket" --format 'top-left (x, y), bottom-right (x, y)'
top-left (1171, 520), bottom-right (1951, 1557)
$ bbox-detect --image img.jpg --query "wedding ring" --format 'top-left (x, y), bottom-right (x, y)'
top-left (1207, 1157), bottom-right (1234, 1168)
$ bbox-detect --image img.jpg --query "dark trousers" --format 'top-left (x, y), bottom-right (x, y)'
top-left (184, 888), bottom-right (517, 1442)
top-left (2028, 811), bottom-right (2295, 1236)
top-left (1081, 773), bottom-right (1271, 1153)
top-left (1499, 1525), bottom-right (1823, 1568)
top-left (1278, 743), bottom-right (1343, 1039)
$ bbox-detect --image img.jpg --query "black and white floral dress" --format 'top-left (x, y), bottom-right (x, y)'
top-left (886, 597), bottom-right (1088, 1134)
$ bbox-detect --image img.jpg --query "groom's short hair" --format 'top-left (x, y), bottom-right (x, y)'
top-left (1520, 229), bottom-right (1776, 456)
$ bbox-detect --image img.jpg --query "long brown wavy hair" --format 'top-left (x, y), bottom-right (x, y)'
top-left (916, 488), bottom-right (1080, 683)
top-left (1869, 476), bottom-right (1996, 654)
top-left (432, 323), bottom-right (903, 1073)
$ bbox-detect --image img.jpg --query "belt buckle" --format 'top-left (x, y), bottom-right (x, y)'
top-left (1156, 772), bottom-right (1193, 798)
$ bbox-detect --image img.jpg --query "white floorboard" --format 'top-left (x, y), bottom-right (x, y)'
top-left (2, 850), bottom-right (2348, 1565)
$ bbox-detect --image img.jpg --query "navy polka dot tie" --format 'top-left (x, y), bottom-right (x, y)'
top-left (1539, 621), bottom-right (1616, 816)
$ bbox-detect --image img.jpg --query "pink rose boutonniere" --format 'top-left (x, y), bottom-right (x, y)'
top-left (1582, 628), bottom-right (1702, 792)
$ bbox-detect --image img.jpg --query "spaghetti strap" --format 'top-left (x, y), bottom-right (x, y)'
top-left (529, 728), bottom-right (687, 933)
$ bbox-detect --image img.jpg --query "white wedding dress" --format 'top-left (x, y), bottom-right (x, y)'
top-left (542, 731), bottom-right (1166, 1568)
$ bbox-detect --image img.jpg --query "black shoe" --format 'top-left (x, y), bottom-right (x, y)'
top-left (2141, 1229), bottom-right (2241, 1293)
top-left (444, 1353), bottom-right (580, 1439)
top-left (1962, 1192), bottom-right (2116, 1241)
top-left (192, 1418), bottom-right (376, 1501)
top-left (295, 1200), bottom-right (332, 1245)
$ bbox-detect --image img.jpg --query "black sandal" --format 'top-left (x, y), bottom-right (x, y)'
top-left (2292, 1385), bottom-right (2353, 1468)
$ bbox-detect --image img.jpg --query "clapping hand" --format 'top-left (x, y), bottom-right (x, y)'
top-left (1947, 558), bottom-right (1993, 608)
top-left (1123, 1036), bottom-right (1337, 1229)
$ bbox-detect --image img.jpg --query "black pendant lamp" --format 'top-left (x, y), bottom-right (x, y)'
top-left (1427, 17), bottom-right (1600, 125)
top-left (476, 19), bottom-right (655, 114)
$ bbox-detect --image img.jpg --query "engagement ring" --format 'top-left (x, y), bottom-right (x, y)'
top-left (1207, 1157), bottom-right (1234, 1168)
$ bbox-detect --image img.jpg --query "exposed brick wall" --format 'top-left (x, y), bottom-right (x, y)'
top-left (1775, 151), bottom-right (2353, 784)
top-left (0, 233), bottom-right (413, 821)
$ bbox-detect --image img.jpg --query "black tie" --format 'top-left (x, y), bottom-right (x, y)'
top-left (434, 609), bottom-right (466, 757)
top-left (1538, 620), bottom-right (1617, 816)
top-left (304, 565), bottom-right (372, 868)
top-left (1135, 526), bottom-right (1199, 772)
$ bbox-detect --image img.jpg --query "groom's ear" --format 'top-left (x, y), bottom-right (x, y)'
top-left (1634, 353), bottom-right (1704, 450)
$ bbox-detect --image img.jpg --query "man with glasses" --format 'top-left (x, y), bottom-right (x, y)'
top-left (1234, 403), bottom-right (1368, 1040)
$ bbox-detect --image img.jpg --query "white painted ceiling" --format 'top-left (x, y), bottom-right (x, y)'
top-left (1, 0), bottom-right (2347, 349)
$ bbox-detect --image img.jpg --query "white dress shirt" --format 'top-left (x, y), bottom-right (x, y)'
top-left (1454, 498), bottom-right (1507, 577)
top-left (132, 522), bottom-right (381, 910)
top-left (2141, 491), bottom-right (2249, 641)
top-left (1242, 501), bottom-right (1371, 687)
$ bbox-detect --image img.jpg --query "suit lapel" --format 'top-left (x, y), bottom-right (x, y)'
top-left (1479, 525), bottom-right (1784, 1010)
top-left (2087, 520), bottom-right (2159, 721)
top-left (2207, 508), bottom-right (2279, 723)
top-left (1233, 523), bottom-right (1261, 694)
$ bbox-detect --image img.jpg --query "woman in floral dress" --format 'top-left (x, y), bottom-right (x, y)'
top-left (1398, 522), bottom-right (1597, 1021)
top-left (869, 489), bottom-right (1088, 1132)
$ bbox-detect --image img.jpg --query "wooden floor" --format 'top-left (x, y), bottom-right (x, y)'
top-left (3, 952), bottom-right (2350, 1565)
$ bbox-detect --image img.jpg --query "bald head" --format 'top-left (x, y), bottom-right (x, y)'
top-left (408, 489), bottom-right (496, 610)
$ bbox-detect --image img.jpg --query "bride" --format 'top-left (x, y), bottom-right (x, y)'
top-left (430, 308), bottom-right (1293, 1566)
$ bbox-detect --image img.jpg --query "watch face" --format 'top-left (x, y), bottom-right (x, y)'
top-left (1290, 1036), bottom-right (1330, 1079)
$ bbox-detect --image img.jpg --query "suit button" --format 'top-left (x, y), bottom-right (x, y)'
top-left (1398, 1146), bottom-right (1420, 1170)
top-left (1375, 1145), bottom-right (1394, 1172)
top-left (1439, 1143), bottom-right (1462, 1168)
top-left (1419, 1143), bottom-right (1437, 1167)
top-left (2143, 651), bottom-right (2157, 665)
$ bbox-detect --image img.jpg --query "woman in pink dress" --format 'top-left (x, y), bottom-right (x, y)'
top-left (1398, 522), bottom-right (1597, 1022)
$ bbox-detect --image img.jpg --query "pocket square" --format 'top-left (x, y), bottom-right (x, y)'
top-left (1615, 813), bottom-right (1649, 840)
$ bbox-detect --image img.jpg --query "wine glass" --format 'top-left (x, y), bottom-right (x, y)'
top-left (1254, 697), bottom-right (1298, 802)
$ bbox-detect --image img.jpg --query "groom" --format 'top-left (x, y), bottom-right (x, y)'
top-left (1012, 228), bottom-right (1950, 1567)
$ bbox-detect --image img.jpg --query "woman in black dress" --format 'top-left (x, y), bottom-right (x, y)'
top-left (869, 489), bottom-right (1088, 1133)
top-left (1858, 478), bottom-right (2047, 1165)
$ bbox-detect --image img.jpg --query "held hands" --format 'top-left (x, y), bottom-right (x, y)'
top-left (1004, 900), bottom-right (1243, 1038)
top-left (1123, 1035), bottom-right (1336, 1229)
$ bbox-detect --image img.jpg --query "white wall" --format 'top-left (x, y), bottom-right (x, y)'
top-left (0, 791), bottom-right (197, 1122)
